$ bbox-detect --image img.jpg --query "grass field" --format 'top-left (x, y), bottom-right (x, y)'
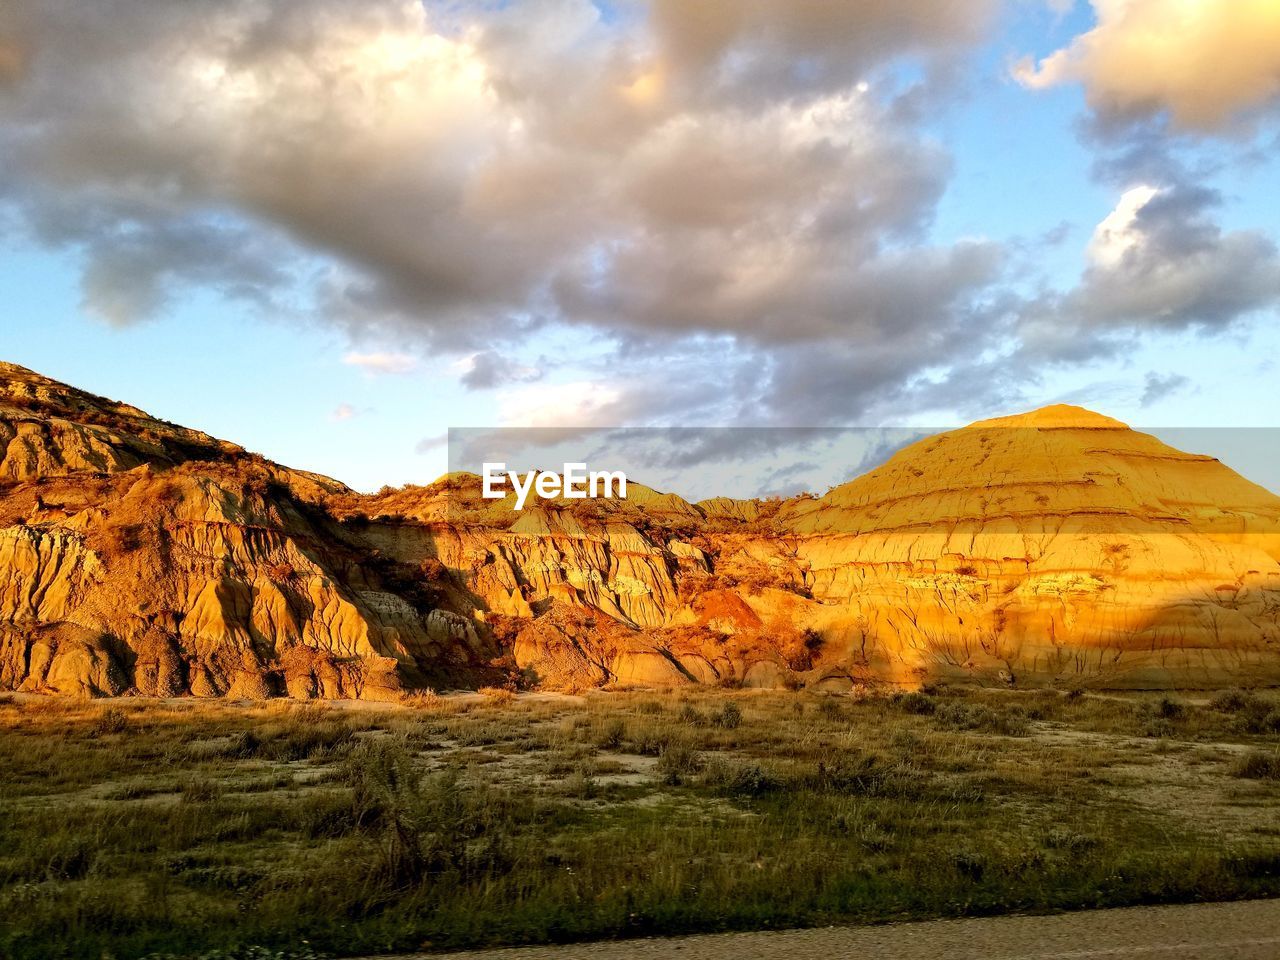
top-left (1, 686), bottom-right (1279, 960)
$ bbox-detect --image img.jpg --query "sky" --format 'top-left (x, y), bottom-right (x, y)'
top-left (2, 0), bottom-right (1280, 494)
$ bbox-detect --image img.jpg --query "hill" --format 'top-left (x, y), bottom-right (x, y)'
top-left (2, 362), bottom-right (1278, 696)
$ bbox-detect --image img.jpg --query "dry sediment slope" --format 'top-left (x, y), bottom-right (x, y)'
top-left (780, 405), bottom-right (1280, 688)
top-left (0, 361), bottom-right (496, 699)
top-left (1, 361), bottom-right (1278, 697)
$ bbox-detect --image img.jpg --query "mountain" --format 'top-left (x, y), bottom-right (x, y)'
top-left (1, 361), bottom-right (1278, 698)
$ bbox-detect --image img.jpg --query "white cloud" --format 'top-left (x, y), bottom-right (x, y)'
top-left (497, 381), bottom-right (624, 428)
top-left (342, 351), bottom-right (418, 375)
top-left (331, 402), bottom-right (358, 421)
top-left (1087, 184), bottom-right (1160, 268)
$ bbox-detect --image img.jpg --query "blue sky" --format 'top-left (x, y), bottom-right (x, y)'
top-left (2, 0), bottom-right (1279, 493)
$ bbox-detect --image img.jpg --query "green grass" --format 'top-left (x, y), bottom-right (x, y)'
top-left (1, 687), bottom-right (1279, 959)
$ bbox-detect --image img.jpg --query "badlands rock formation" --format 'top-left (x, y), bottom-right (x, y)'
top-left (1, 361), bottom-right (1278, 697)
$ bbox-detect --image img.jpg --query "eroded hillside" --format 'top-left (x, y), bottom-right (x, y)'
top-left (2, 361), bottom-right (1279, 697)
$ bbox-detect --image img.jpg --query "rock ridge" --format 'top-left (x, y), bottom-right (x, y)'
top-left (2, 362), bottom-right (1278, 696)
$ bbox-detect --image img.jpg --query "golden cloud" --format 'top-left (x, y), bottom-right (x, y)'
top-left (1016, 0), bottom-right (1280, 130)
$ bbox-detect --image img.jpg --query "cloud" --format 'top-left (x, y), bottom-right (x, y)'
top-left (458, 351), bottom-right (542, 390)
top-left (342, 351), bottom-right (418, 375)
top-left (1016, 0), bottom-right (1280, 131)
top-left (74, 218), bottom-right (293, 327)
top-left (444, 423), bottom-right (940, 500)
top-left (1087, 184), bottom-right (1161, 268)
top-left (0, 0), bottom-right (999, 356)
top-left (1139, 371), bottom-right (1189, 407)
top-left (415, 432), bottom-right (447, 454)
top-left (1006, 184), bottom-right (1280, 368)
top-left (496, 381), bottom-right (627, 429)
top-left (330, 403), bottom-right (359, 422)
top-left (5, 0), bottom-right (1272, 435)
top-left (1039, 221), bottom-right (1074, 247)
top-left (1070, 184), bottom-right (1280, 332)
top-left (0, 37), bottom-right (23, 85)
top-left (648, 0), bottom-right (997, 102)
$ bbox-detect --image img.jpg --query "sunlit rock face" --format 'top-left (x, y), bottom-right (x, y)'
top-left (2, 361), bottom-right (1278, 697)
top-left (0, 362), bottom-right (497, 699)
top-left (777, 405), bottom-right (1280, 688)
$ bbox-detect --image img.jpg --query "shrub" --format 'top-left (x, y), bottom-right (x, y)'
top-left (807, 755), bottom-right (898, 796)
top-left (678, 703), bottom-right (704, 726)
top-left (595, 718), bottom-right (625, 749)
top-left (1232, 750), bottom-right (1280, 781)
top-left (894, 691), bottom-right (937, 715)
top-left (1211, 691), bottom-right (1280, 733)
top-left (951, 850), bottom-right (986, 880)
top-left (40, 835), bottom-right (96, 881)
top-left (1134, 696), bottom-right (1190, 736)
top-left (479, 686), bottom-right (516, 705)
top-left (265, 562), bottom-right (296, 582)
top-left (561, 766), bottom-right (596, 799)
top-left (1045, 828), bottom-right (1098, 852)
top-left (818, 698), bottom-right (845, 719)
top-left (180, 777), bottom-right (224, 804)
top-left (1211, 689), bottom-right (1253, 712)
top-left (341, 737), bottom-right (420, 832)
top-left (214, 711), bottom-right (356, 762)
top-left (376, 815), bottom-right (428, 890)
top-left (402, 688), bottom-right (446, 710)
top-left (935, 703), bottom-right (1029, 737)
top-left (703, 758), bottom-right (774, 797)
top-left (714, 700), bottom-right (743, 729)
top-left (220, 731), bottom-right (262, 759)
top-left (91, 707), bottom-right (128, 736)
top-left (656, 739), bottom-right (702, 785)
top-left (1244, 708), bottom-right (1280, 735)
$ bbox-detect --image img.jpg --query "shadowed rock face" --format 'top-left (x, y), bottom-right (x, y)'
top-left (2, 361), bottom-right (1279, 697)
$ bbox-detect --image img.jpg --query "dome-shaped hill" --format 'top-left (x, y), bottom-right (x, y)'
top-left (974, 403), bottom-right (1129, 430)
top-left (782, 404), bottom-right (1280, 549)
top-left (768, 405), bottom-right (1280, 688)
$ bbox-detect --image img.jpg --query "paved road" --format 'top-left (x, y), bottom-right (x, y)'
top-left (361, 900), bottom-right (1280, 960)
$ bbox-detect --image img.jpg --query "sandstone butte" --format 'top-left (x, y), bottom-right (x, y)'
top-left (2, 360), bottom-right (1279, 700)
